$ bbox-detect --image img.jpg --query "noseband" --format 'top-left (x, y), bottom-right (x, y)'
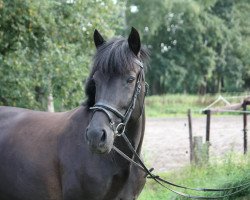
top-left (89, 59), bottom-right (146, 137)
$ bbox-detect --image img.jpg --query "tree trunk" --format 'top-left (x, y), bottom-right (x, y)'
top-left (47, 93), bottom-right (54, 112)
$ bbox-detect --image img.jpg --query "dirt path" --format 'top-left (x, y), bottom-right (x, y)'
top-left (142, 116), bottom-right (249, 172)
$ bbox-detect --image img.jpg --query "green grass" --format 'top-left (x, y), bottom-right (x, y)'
top-left (145, 93), bottom-right (250, 117)
top-left (138, 153), bottom-right (250, 200)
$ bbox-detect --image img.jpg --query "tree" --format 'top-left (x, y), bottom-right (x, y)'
top-left (0, 0), bottom-right (124, 110)
top-left (126, 0), bottom-right (250, 95)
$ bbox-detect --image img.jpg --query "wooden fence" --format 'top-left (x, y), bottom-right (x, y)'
top-left (188, 98), bottom-right (250, 165)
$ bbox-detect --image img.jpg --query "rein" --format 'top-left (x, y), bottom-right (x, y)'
top-left (90, 59), bottom-right (250, 199)
top-left (113, 132), bottom-right (250, 199)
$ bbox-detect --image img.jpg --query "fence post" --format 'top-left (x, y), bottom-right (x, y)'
top-left (243, 101), bottom-right (248, 154)
top-left (205, 110), bottom-right (211, 142)
top-left (188, 109), bottom-right (194, 163)
top-left (205, 109), bottom-right (211, 161)
top-left (193, 136), bottom-right (203, 165)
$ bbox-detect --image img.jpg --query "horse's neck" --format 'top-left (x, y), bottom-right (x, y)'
top-left (114, 109), bottom-right (145, 166)
top-left (134, 110), bottom-right (145, 155)
top-left (128, 110), bottom-right (145, 154)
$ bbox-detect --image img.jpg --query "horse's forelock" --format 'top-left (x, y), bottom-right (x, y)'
top-left (91, 37), bottom-right (149, 75)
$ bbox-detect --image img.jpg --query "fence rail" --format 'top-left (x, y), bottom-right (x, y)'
top-left (188, 98), bottom-right (250, 164)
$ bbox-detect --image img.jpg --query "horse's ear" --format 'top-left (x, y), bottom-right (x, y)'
top-left (94, 29), bottom-right (105, 48)
top-left (128, 27), bottom-right (141, 56)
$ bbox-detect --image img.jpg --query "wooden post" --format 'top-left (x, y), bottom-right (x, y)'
top-left (243, 102), bottom-right (248, 154)
top-left (193, 136), bottom-right (203, 165)
top-left (188, 109), bottom-right (194, 163)
top-left (205, 109), bottom-right (211, 161)
top-left (205, 110), bottom-right (211, 143)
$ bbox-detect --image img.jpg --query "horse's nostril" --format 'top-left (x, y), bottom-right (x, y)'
top-left (85, 128), bottom-right (90, 141)
top-left (101, 129), bottom-right (107, 142)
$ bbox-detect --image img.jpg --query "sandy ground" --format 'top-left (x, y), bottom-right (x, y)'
top-left (142, 116), bottom-right (249, 172)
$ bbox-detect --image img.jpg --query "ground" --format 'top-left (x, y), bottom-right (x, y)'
top-left (143, 116), bottom-right (249, 171)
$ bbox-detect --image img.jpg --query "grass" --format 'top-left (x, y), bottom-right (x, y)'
top-left (145, 93), bottom-right (250, 118)
top-left (138, 153), bottom-right (250, 200)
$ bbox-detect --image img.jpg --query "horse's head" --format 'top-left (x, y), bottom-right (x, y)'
top-left (85, 27), bottom-right (148, 154)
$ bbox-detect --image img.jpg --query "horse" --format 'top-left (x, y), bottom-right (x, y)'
top-left (0, 27), bottom-right (149, 200)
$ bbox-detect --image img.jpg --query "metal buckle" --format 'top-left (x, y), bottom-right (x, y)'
top-left (115, 123), bottom-right (126, 136)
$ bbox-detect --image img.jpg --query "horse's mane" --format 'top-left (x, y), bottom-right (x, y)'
top-left (83, 36), bottom-right (149, 107)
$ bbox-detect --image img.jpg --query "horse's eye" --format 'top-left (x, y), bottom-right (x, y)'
top-left (127, 76), bottom-right (135, 83)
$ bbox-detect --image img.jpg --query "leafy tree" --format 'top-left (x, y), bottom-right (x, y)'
top-left (208, 0), bottom-right (250, 93)
top-left (231, 0), bottom-right (250, 90)
top-left (0, 0), bottom-right (124, 110)
top-left (126, 0), bottom-right (250, 95)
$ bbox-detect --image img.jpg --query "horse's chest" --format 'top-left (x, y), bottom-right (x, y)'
top-left (63, 167), bottom-right (129, 200)
top-left (87, 168), bottom-right (129, 200)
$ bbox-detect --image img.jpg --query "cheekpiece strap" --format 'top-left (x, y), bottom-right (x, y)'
top-left (134, 59), bottom-right (144, 68)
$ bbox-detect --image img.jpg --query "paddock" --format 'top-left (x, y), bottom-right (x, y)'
top-left (143, 115), bottom-right (249, 171)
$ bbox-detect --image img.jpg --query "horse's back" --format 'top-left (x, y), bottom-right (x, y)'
top-left (0, 106), bottom-right (66, 144)
top-left (0, 106), bottom-right (66, 200)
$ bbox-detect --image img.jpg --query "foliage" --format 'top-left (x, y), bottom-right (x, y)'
top-left (1, 0), bottom-right (250, 110)
top-left (138, 153), bottom-right (250, 199)
top-left (0, 0), bottom-right (124, 110)
top-left (126, 0), bottom-right (250, 95)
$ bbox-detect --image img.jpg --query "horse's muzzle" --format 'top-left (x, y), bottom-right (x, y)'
top-left (85, 127), bottom-right (110, 154)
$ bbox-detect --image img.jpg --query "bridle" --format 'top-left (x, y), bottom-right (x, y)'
top-left (89, 60), bottom-right (250, 199)
top-left (90, 59), bottom-right (146, 137)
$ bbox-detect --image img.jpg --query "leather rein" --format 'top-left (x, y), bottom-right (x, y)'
top-left (90, 60), bottom-right (250, 199)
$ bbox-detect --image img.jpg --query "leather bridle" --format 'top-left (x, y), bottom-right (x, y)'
top-left (89, 60), bottom-right (250, 199)
top-left (90, 59), bottom-right (146, 137)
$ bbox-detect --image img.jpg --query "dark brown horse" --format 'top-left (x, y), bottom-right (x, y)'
top-left (0, 27), bottom-right (148, 200)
